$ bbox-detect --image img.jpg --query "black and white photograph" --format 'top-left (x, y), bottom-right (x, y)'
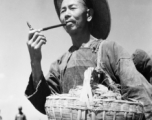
top-left (0, 0), bottom-right (152, 120)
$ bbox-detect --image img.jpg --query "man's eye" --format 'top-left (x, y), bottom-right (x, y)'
top-left (60, 9), bottom-right (65, 13)
top-left (71, 7), bottom-right (76, 10)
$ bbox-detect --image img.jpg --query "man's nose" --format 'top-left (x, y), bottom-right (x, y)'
top-left (64, 9), bottom-right (71, 20)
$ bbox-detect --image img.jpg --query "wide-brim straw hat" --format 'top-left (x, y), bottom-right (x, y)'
top-left (54, 0), bottom-right (111, 39)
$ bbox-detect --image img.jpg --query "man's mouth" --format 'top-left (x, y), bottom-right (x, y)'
top-left (65, 21), bottom-right (75, 25)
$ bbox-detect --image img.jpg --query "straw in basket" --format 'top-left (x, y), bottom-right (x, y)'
top-left (45, 67), bottom-right (144, 120)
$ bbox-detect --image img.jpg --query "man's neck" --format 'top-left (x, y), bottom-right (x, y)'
top-left (70, 30), bottom-right (96, 48)
top-left (19, 111), bottom-right (23, 115)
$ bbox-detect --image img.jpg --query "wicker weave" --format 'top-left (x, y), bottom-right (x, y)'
top-left (45, 67), bottom-right (144, 120)
top-left (45, 94), bottom-right (87, 120)
top-left (45, 94), bottom-right (144, 120)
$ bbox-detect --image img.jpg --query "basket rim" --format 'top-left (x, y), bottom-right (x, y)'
top-left (46, 94), bottom-right (79, 100)
top-left (46, 95), bottom-right (143, 106)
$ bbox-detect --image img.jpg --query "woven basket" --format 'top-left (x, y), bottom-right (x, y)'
top-left (45, 68), bottom-right (144, 120)
top-left (45, 94), bottom-right (143, 120)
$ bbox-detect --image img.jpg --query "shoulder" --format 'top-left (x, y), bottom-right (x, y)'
top-left (99, 40), bottom-right (127, 58)
top-left (102, 40), bottom-right (117, 47)
top-left (49, 51), bottom-right (69, 71)
top-left (102, 40), bottom-right (123, 51)
top-left (23, 114), bottom-right (26, 117)
top-left (51, 52), bottom-right (68, 65)
top-left (99, 40), bottom-right (117, 52)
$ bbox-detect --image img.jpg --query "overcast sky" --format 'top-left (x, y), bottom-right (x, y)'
top-left (0, 0), bottom-right (152, 120)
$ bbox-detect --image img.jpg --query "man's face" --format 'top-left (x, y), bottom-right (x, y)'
top-left (60, 0), bottom-right (88, 34)
top-left (18, 108), bottom-right (22, 113)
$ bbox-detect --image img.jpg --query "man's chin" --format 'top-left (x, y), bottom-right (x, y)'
top-left (66, 28), bottom-right (78, 35)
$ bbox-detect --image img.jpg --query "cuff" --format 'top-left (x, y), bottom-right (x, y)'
top-left (25, 73), bottom-right (45, 98)
top-left (25, 72), bottom-right (51, 114)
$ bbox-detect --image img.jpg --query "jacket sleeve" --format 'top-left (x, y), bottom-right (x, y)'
top-left (25, 56), bottom-right (63, 114)
top-left (100, 41), bottom-right (152, 120)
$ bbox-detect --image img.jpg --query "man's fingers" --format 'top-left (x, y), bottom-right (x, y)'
top-left (30, 32), bottom-right (40, 43)
top-left (28, 32), bottom-right (46, 44)
top-left (28, 30), bottom-right (37, 40)
top-left (35, 39), bottom-right (46, 49)
top-left (31, 35), bottom-right (46, 47)
top-left (28, 29), bottom-right (41, 40)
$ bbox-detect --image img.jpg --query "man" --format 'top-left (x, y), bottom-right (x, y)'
top-left (15, 106), bottom-right (26, 120)
top-left (132, 49), bottom-right (152, 84)
top-left (25, 0), bottom-right (152, 119)
top-left (0, 110), bottom-right (2, 120)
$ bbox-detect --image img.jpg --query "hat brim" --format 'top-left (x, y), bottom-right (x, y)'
top-left (54, 0), bottom-right (111, 39)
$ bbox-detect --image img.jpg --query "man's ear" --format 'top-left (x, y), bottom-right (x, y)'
top-left (87, 8), bottom-right (94, 22)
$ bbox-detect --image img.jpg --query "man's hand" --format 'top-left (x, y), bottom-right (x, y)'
top-left (26, 23), bottom-right (47, 88)
top-left (27, 29), bottom-right (46, 64)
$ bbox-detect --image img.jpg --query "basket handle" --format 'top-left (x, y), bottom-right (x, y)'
top-left (80, 67), bottom-right (94, 108)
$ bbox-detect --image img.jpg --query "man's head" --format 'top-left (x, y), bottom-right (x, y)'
top-left (18, 106), bottom-right (22, 112)
top-left (59, 0), bottom-right (94, 35)
top-left (54, 0), bottom-right (111, 39)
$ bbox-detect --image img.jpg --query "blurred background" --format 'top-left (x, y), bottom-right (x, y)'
top-left (0, 0), bottom-right (151, 119)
